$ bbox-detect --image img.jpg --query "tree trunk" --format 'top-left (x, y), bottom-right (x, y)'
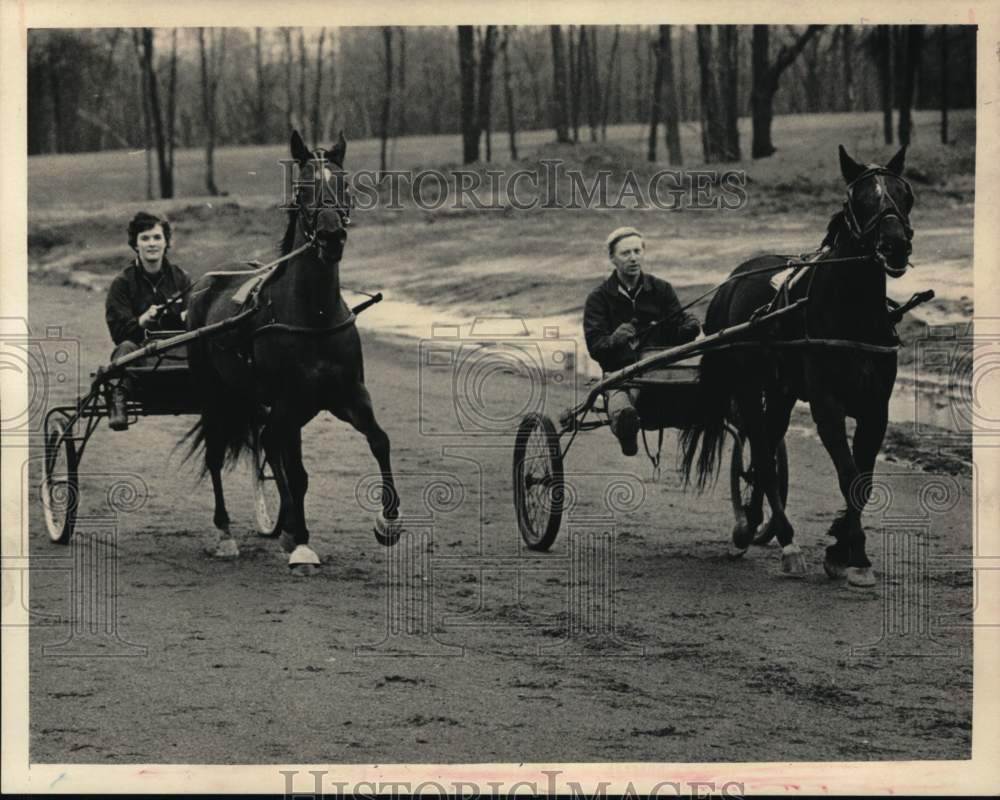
top-left (569, 26), bottom-right (580, 143)
top-left (940, 25), bottom-right (949, 144)
top-left (312, 28), bottom-right (326, 149)
top-left (600, 26), bottom-right (620, 141)
top-left (282, 28), bottom-right (294, 133)
top-left (477, 25), bottom-right (497, 162)
top-left (898, 24), bottom-right (924, 146)
top-left (254, 28), bottom-right (267, 143)
top-left (380, 27), bottom-right (393, 172)
top-left (458, 26), bottom-right (479, 162)
top-left (500, 27), bottom-right (518, 160)
top-left (298, 29), bottom-right (308, 140)
top-left (198, 28), bottom-right (220, 196)
top-left (166, 29), bottom-right (178, 184)
top-left (131, 30), bottom-right (153, 199)
top-left (842, 25), bottom-right (854, 110)
top-left (877, 25), bottom-right (893, 144)
top-left (750, 24), bottom-right (823, 159)
top-left (718, 26), bottom-right (741, 161)
top-left (661, 26), bottom-right (682, 165)
top-left (583, 27), bottom-right (599, 142)
top-left (549, 25), bottom-right (571, 144)
top-left (138, 28), bottom-right (173, 198)
top-left (647, 29), bottom-right (665, 162)
top-left (696, 26), bottom-right (724, 163)
top-left (397, 28), bottom-right (407, 138)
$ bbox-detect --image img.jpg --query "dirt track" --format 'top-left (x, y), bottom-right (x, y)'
top-left (27, 282), bottom-right (972, 764)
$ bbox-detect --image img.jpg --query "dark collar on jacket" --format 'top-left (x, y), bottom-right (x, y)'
top-left (603, 270), bottom-right (652, 298)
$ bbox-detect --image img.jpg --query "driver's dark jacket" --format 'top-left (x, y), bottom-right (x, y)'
top-left (105, 258), bottom-right (192, 345)
top-left (584, 271), bottom-right (700, 372)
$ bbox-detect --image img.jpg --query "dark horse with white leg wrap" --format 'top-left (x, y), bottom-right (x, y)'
top-left (185, 131), bottom-right (402, 575)
top-left (681, 145), bottom-right (914, 588)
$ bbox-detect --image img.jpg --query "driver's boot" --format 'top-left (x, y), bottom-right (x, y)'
top-left (108, 386), bottom-right (129, 431)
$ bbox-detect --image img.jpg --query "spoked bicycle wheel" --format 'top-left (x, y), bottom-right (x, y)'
top-left (512, 413), bottom-right (564, 551)
top-left (42, 414), bottom-right (79, 545)
top-left (251, 431), bottom-right (281, 537)
top-left (729, 431), bottom-right (789, 546)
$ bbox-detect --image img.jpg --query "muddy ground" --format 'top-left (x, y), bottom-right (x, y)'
top-left (27, 281), bottom-right (973, 764)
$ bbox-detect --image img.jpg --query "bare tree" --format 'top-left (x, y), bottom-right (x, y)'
top-left (393, 28), bottom-right (406, 140)
top-left (718, 26), bottom-right (740, 161)
top-left (131, 30), bottom-right (153, 199)
top-left (750, 25), bottom-right (823, 158)
top-left (282, 28), bottom-right (295, 132)
top-left (661, 26), bottom-right (682, 165)
top-left (940, 26), bottom-right (949, 144)
top-left (298, 29), bottom-right (308, 141)
top-left (568, 26), bottom-right (580, 143)
top-left (600, 25), bottom-right (620, 141)
top-left (197, 28), bottom-right (225, 196)
top-left (380, 26), bottom-right (393, 172)
top-left (458, 26), bottom-right (479, 162)
top-left (647, 29), bottom-right (665, 162)
top-left (580, 27), bottom-right (598, 142)
top-left (696, 26), bottom-right (724, 163)
top-left (898, 24), bottom-right (924, 146)
top-left (252, 28), bottom-right (267, 143)
top-left (875, 25), bottom-right (894, 144)
top-left (311, 28), bottom-right (326, 148)
top-left (841, 25), bottom-right (855, 110)
top-left (136, 28), bottom-right (174, 198)
top-left (477, 25), bottom-right (498, 161)
top-left (549, 25), bottom-right (571, 144)
top-left (500, 27), bottom-right (518, 160)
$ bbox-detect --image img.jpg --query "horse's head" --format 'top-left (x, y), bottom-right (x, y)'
top-left (290, 129), bottom-right (352, 263)
top-left (838, 145), bottom-right (913, 277)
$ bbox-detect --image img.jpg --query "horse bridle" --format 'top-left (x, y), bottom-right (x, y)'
top-left (295, 149), bottom-right (353, 252)
top-left (843, 167), bottom-right (914, 277)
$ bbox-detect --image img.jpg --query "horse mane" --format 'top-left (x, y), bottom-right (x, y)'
top-left (279, 209), bottom-right (298, 256)
top-left (821, 209), bottom-right (851, 250)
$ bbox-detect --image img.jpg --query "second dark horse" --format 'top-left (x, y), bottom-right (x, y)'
top-left (186, 131), bottom-right (402, 575)
top-left (681, 145), bottom-right (914, 588)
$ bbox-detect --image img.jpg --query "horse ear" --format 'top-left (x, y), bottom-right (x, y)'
top-left (329, 131), bottom-right (347, 167)
top-left (838, 145), bottom-right (864, 183)
top-left (886, 145), bottom-right (907, 176)
top-left (290, 129), bottom-right (311, 164)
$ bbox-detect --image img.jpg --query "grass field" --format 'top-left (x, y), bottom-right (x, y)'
top-left (28, 109), bottom-right (975, 212)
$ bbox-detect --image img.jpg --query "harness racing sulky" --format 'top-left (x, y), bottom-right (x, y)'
top-left (513, 145), bottom-right (934, 588)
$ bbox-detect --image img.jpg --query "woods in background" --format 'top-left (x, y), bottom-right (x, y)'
top-left (27, 25), bottom-right (977, 197)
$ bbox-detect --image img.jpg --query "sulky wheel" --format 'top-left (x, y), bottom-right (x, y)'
top-left (729, 431), bottom-right (789, 547)
top-left (251, 433), bottom-right (282, 537)
top-left (41, 414), bottom-right (79, 545)
top-left (512, 412), bottom-right (564, 551)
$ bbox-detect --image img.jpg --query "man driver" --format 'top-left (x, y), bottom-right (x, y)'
top-left (104, 211), bottom-right (192, 430)
top-left (583, 227), bottom-right (700, 456)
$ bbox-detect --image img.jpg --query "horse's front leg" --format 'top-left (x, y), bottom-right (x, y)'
top-left (268, 419), bottom-right (320, 576)
top-left (848, 406), bottom-right (890, 580)
top-left (331, 383), bottom-right (402, 546)
top-left (809, 396), bottom-right (874, 587)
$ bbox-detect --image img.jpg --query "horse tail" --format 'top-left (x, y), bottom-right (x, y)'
top-left (180, 401), bottom-right (257, 480)
top-left (679, 347), bottom-right (733, 491)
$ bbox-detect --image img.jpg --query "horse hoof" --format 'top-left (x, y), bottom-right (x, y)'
top-left (780, 544), bottom-right (807, 578)
top-left (728, 545), bottom-right (748, 560)
top-left (823, 557), bottom-right (848, 580)
top-left (847, 567), bottom-right (877, 588)
top-left (213, 538), bottom-right (240, 560)
top-left (279, 531), bottom-right (296, 554)
top-left (731, 522), bottom-right (755, 551)
top-left (374, 511), bottom-right (404, 547)
top-left (288, 545), bottom-right (320, 576)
